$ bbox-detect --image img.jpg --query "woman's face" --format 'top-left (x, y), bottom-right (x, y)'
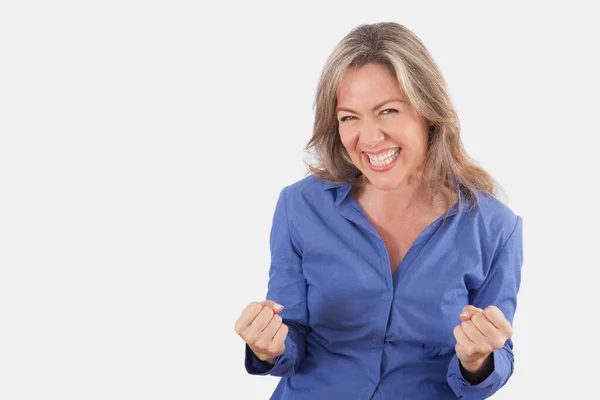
top-left (336, 63), bottom-right (429, 192)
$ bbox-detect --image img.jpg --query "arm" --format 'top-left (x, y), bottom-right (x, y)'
top-left (446, 216), bottom-right (523, 399)
top-left (245, 186), bottom-right (309, 377)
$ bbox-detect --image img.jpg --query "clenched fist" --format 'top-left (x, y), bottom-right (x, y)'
top-left (234, 300), bottom-right (289, 365)
top-left (453, 305), bottom-right (514, 373)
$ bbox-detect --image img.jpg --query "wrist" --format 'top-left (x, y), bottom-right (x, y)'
top-left (264, 357), bottom-right (277, 365)
top-left (250, 346), bottom-right (278, 365)
top-left (460, 356), bottom-right (488, 373)
top-left (459, 353), bottom-right (494, 385)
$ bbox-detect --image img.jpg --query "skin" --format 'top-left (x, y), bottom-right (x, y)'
top-left (336, 63), bottom-right (454, 276)
top-left (234, 300), bottom-right (286, 365)
top-left (456, 305), bottom-right (514, 382)
top-left (336, 63), bottom-right (433, 208)
top-left (234, 63), bottom-right (514, 377)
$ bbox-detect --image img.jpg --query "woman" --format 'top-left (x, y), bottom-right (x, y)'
top-left (234, 22), bottom-right (523, 400)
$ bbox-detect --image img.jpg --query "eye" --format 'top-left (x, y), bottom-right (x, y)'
top-left (339, 115), bottom-right (356, 122)
top-left (381, 108), bottom-right (398, 115)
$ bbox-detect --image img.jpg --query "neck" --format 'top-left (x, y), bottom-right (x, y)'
top-left (359, 178), bottom-right (426, 211)
top-left (353, 175), bottom-right (455, 217)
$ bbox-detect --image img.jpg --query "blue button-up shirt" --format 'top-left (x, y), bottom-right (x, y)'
top-left (245, 175), bottom-right (523, 400)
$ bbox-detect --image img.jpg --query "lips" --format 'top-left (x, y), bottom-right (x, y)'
top-left (363, 147), bottom-right (401, 172)
top-left (365, 147), bottom-right (401, 164)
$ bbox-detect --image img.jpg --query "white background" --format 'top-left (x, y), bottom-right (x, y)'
top-left (1, 1), bottom-right (599, 399)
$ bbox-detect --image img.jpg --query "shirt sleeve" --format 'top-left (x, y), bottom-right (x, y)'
top-left (244, 185), bottom-right (310, 377)
top-left (446, 215), bottom-right (523, 399)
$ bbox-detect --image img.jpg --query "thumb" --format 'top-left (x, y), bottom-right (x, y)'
top-left (459, 305), bottom-right (483, 321)
top-left (259, 300), bottom-right (284, 313)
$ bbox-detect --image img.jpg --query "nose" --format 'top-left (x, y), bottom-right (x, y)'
top-left (359, 120), bottom-right (384, 148)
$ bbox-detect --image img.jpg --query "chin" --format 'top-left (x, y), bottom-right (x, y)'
top-left (363, 174), bottom-right (407, 192)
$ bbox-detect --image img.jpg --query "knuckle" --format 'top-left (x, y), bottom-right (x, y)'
top-left (267, 342), bottom-right (281, 354)
top-left (262, 307), bottom-right (274, 318)
top-left (489, 305), bottom-right (503, 317)
top-left (477, 344), bottom-right (490, 354)
top-left (253, 335), bottom-right (268, 349)
top-left (257, 341), bottom-right (270, 352)
top-left (252, 302), bottom-right (263, 313)
top-left (493, 338), bottom-right (506, 349)
top-left (507, 326), bottom-right (514, 337)
top-left (246, 302), bottom-right (261, 316)
top-left (272, 314), bottom-right (283, 326)
top-left (245, 334), bottom-right (258, 346)
top-left (466, 346), bottom-right (477, 356)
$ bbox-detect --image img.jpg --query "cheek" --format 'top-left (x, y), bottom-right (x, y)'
top-left (382, 116), bottom-right (427, 143)
top-left (338, 129), bottom-right (359, 152)
top-left (399, 124), bottom-right (429, 154)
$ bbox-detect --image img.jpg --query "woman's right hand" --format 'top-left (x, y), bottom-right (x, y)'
top-left (234, 300), bottom-right (289, 364)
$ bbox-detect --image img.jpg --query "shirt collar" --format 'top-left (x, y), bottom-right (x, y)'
top-left (322, 175), bottom-right (464, 215)
top-left (321, 173), bottom-right (359, 207)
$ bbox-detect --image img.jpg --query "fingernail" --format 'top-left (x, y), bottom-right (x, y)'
top-left (460, 312), bottom-right (468, 317)
top-left (274, 303), bottom-right (283, 310)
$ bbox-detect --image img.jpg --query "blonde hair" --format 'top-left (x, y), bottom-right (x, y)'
top-left (305, 22), bottom-right (497, 208)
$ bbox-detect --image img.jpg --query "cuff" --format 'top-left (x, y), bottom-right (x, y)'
top-left (447, 352), bottom-right (501, 389)
top-left (244, 344), bottom-right (289, 376)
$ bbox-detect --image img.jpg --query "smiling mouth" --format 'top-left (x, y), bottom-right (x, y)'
top-left (365, 148), bottom-right (401, 167)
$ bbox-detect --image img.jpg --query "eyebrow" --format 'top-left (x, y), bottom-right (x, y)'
top-left (336, 98), bottom-right (406, 114)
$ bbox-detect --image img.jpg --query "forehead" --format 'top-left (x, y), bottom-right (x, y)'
top-left (336, 64), bottom-right (404, 102)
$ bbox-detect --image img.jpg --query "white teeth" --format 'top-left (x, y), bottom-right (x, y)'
top-left (367, 148), bottom-right (400, 167)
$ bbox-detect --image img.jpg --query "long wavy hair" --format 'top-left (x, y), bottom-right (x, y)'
top-left (305, 22), bottom-right (497, 208)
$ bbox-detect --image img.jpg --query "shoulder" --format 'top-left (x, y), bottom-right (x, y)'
top-left (279, 174), bottom-right (332, 204)
top-left (273, 175), bottom-right (332, 250)
top-left (274, 175), bottom-right (339, 235)
top-left (462, 190), bottom-right (522, 251)
top-left (472, 191), bottom-right (519, 225)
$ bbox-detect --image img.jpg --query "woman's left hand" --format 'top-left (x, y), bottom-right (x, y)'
top-left (453, 305), bottom-right (514, 373)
